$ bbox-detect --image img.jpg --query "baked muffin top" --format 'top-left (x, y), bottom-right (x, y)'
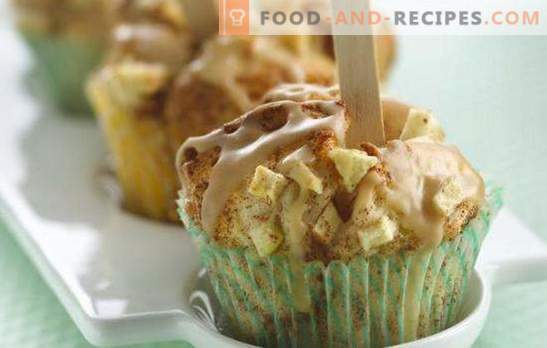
top-left (177, 84), bottom-right (485, 262)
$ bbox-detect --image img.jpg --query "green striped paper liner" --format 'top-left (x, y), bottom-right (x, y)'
top-left (20, 30), bottom-right (104, 114)
top-left (180, 185), bottom-right (502, 347)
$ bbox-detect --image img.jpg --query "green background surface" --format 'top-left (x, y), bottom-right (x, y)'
top-left (1, 2), bottom-right (547, 347)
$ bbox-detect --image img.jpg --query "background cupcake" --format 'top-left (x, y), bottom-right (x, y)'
top-left (87, 0), bottom-right (195, 222)
top-left (11, 0), bottom-right (114, 113)
top-left (176, 84), bottom-right (502, 346)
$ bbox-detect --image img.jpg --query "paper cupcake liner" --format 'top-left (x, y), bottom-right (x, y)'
top-left (181, 185), bottom-right (502, 347)
top-left (21, 30), bottom-right (104, 114)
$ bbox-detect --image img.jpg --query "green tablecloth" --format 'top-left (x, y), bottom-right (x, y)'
top-left (1, 19), bottom-right (546, 348)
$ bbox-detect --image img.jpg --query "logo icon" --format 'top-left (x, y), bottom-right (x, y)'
top-left (229, 9), bottom-right (246, 27)
top-left (220, 0), bottom-right (249, 35)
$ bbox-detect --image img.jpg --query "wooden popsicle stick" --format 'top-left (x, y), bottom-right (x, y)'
top-left (331, 0), bottom-right (385, 147)
top-left (182, 0), bottom-right (218, 40)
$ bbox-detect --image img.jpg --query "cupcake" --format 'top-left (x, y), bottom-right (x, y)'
top-left (87, 0), bottom-right (195, 222)
top-left (89, 29), bottom-right (339, 222)
top-left (11, 0), bottom-right (113, 112)
top-left (176, 84), bottom-right (502, 346)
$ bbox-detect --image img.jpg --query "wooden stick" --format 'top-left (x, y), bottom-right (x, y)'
top-left (331, 0), bottom-right (385, 147)
top-left (182, 0), bottom-right (218, 40)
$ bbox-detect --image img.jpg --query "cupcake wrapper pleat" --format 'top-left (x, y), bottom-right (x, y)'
top-left (182, 185), bottom-right (502, 347)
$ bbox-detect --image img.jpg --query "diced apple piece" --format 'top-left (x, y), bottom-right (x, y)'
top-left (433, 177), bottom-right (464, 216)
top-left (248, 165), bottom-right (289, 204)
top-left (400, 109), bottom-right (445, 142)
top-left (329, 148), bottom-right (378, 192)
top-left (286, 162), bottom-right (323, 194)
top-left (107, 62), bottom-right (169, 109)
top-left (249, 219), bottom-right (284, 257)
top-left (357, 216), bottom-right (397, 252)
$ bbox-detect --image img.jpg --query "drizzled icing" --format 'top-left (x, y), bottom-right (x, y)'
top-left (188, 37), bottom-right (307, 112)
top-left (277, 145), bottom-right (318, 261)
top-left (282, 186), bottom-right (313, 311)
top-left (178, 100), bottom-right (346, 234)
top-left (112, 23), bottom-right (192, 72)
top-left (379, 140), bottom-right (485, 247)
top-left (264, 84), bottom-right (414, 141)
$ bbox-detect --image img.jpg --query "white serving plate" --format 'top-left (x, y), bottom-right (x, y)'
top-left (2, 24), bottom-right (547, 348)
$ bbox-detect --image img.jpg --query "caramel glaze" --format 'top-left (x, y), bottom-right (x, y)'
top-left (356, 139), bottom-right (485, 249)
top-left (187, 37), bottom-right (308, 113)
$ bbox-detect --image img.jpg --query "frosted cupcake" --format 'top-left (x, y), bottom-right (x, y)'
top-left (87, 0), bottom-right (194, 221)
top-left (11, 0), bottom-right (113, 112)
top-left (176, 84), bottom-right (502, 346)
